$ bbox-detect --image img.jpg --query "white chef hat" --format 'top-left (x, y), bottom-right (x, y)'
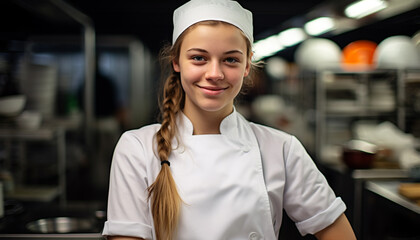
top-left (172, 0), bottom-right (253, 44)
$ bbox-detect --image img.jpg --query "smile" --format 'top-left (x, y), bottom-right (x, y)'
top-left (197, 85), bottom-right (229, 95)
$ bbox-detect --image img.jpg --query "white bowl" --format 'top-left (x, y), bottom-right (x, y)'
top-left (374, 35), bottom-right (420, 69)
top-left (295, 38), bottom-right (342, 71)
top-left (0, 95), bottom-right (26, 117)
top-left (16, 111), bottom-right (42, 129)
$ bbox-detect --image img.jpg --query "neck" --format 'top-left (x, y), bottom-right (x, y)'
top-left (183, 105), bottom-right (233, 135)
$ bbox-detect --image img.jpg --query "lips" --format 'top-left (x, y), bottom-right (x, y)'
top-left (197, 85), bottom-right (228, 95)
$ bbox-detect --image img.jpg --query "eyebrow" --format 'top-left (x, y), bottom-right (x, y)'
top-left (187, 48), bottom-right (244, 55)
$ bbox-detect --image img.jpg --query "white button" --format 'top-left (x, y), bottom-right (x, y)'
top-left (249, 232), bottom-right (259, 240)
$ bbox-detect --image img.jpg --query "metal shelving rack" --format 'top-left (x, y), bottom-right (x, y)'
top-left (315, 68), bottom-right (420, 162)
top-left (0, 0), bottom-right (96, 207)
top-left (0, 125), bottom-right (66, 205)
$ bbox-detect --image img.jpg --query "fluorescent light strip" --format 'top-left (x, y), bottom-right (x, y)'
top-left (304, 17), bottom-right (335, 36)
top-left (278, 28), bottom-right (307, 47)
top-left (345, 0), bottom-right (388, 19)
top-left (253, 28), bottom-right (307, 61)
top-left (253, 35), bottom-right (284, 61)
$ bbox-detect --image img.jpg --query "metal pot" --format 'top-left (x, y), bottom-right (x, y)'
top-left (26, 217), bottom-right (94, 233)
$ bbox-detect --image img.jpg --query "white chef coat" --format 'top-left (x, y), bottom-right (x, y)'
top-left (102, 109), bottom-right (346, 240)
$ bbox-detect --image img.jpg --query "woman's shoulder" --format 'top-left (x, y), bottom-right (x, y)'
top-left (120, 123), bottom-right (161, 143)
top-left (249, 122), bottom-right (293, 142)
top-left (249, 122), bottom-right (311, 160)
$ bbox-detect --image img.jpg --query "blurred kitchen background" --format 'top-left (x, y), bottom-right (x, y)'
top-left (0, 0), bottom-right (419, 239)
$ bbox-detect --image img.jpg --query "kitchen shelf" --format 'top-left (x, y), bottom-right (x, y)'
top-left (315, 68), bottom-right (420, 162)
top-left (5, 186), bottom-right (60, 202)
top-left (0, 125), bottom-right (66, 205)
top-left (325, 107), bottom-right (396, 116)
top-left (0, 127), bottom-right (59, 141)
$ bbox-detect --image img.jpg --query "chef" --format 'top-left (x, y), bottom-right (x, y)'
top-left (102, 1), bottom-right (356, 240)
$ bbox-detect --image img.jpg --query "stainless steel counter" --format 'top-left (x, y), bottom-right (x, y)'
top-left (363, 180), bottom-right (420, 239)
top-left (366, 180), bottom-right (420, 214)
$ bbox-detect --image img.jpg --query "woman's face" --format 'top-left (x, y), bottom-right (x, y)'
top-left (173, 23), bottom-right (250, 118)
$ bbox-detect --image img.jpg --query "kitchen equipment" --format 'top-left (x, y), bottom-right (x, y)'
top-left (342, 140), bottom-right (378, 169)
top-left (265, 56), bottom-right (288, 80)
top-left (295, 38), bottom-right (342, 71)
top-left (342, 40), bottom-right (377, 70)
top-left (0, 95), bottom-right (26, 117)
top-left (251, 95), bottom-right (285, 127)
top-left (19, 63), bottom-right (57, 119)
top-left (369, 81), bottom-right (395, 111)
top-left (374, 35), bottom-right (420, 69)
top-left (26, 217), bottom-right (94, 233)
top-left (15, 111), bottom-right (42, 129)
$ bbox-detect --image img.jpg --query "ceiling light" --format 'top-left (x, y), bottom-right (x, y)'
top-left (253, 35), bottom-right (284, 61)
top-left (277, 28), bottom-right (307, 47)
top-left (304, 17), bottom-right (335, 36)
top-left (345, 0), bottom-right (388, 19)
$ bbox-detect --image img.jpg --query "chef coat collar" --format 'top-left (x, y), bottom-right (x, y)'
top-left (176, 107), bottom-right (256, 151)
top-left (177, 107), bottom-right (237, 136)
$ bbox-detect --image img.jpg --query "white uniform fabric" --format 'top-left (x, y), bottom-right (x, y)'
top-left (102, 110), bottom-right (346, 239)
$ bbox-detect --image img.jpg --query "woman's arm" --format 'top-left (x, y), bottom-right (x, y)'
top-left (108, 237), bottom-right (144, 240)
top-left (315, 213), bottom-right (357, 240)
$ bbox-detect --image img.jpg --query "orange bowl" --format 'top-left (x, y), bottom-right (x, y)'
top-left (342, 40), bottom-right (377, 70)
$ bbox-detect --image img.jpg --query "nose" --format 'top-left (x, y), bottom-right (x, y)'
top-left (205, 61), bottom-right (224, 81)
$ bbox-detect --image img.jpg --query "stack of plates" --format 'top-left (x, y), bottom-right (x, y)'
top-left (369, 81), bottom-right (395, 111)
top-left (20, 63), bottom-right (57, 119)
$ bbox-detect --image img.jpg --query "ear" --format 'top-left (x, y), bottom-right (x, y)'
top-left (172, 60), bottom-right (180, 72)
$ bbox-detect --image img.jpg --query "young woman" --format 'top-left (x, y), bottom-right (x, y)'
top-left (102, 0), bottom-right (356, 240)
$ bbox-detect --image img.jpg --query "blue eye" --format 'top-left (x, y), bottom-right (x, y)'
top-left (225, 57), bottom-right (238, 63)
top-left (192, 56), bottom-right (205, 61)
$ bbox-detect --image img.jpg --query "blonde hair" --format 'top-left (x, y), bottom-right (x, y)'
top-left (147, 20), bottom-right (258, 240)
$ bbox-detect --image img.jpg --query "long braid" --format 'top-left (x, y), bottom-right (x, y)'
top-left (148, 72), bottom-right (183, 240)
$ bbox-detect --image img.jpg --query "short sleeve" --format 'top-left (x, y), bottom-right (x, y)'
top-left (283, 136), bottom-right (346, 235)
top-left (102, 131), bottom-right (153, 239)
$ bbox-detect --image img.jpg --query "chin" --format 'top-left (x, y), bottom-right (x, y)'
top-left (198, 102), bottom-right (232, 114)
